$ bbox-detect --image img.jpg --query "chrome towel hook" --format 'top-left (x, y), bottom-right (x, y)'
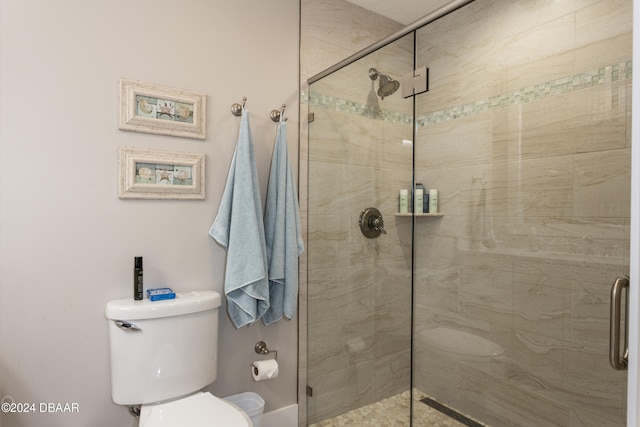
top-left (231, 97), bottom-right (247, 116)
top-left (270, 104), bottom-right (287, 122)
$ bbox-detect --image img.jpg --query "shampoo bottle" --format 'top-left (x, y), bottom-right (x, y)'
top-left (134, 257), bottom-right (143, 300)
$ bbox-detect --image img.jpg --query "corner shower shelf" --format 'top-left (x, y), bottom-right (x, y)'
top-left (394, 213), bottom-right (444, 217)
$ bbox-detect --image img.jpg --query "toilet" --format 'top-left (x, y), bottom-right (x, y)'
top-left (105, 290), bottom-right (252, 426)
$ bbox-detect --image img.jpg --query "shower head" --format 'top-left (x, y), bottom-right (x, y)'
top-left (378, 74), bottom-right (400, 99)
top-left (368, 67), bottom-right (400, 99)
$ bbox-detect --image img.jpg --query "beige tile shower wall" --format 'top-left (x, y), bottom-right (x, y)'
top-left (413, 0), bottom-right (631, 426)
top-left (299, 2), bottom-right (403, 425)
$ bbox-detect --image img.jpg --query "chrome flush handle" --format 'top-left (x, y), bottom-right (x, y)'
top-left (114, 320), bottom-right (142, 332)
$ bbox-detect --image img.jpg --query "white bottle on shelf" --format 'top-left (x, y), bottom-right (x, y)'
top-left (399, 189), bottom-right (409, 214)
top-left (429, 189), bottom-right (438, 213)
top-left (414, 188), bottom-right (423, 214)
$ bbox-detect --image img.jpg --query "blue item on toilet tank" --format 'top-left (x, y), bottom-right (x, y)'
top-left (146, 287), bottom-right (176, 301)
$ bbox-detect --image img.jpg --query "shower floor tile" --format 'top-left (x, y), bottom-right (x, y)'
top-left (309, 390), bottom-right (473, 427)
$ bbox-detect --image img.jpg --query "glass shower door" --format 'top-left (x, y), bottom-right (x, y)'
top-left (411, 0), bottom-right (631, 426)
top-left (305, 33), bottom-right (415, 426)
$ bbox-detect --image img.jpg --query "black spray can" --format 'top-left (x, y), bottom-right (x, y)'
top-left (134, 257), bottom-right (143, 300)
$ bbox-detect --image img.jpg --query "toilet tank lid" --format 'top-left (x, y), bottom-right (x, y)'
top-left (105, 290), bottom-right (221, 320)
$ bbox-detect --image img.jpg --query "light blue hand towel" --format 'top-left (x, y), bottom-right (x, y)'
top-left (209, 109), bottom-right (270, 328)
top-left (262, 121), bottom-right (304, 326)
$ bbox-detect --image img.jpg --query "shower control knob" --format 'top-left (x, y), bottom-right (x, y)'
top-left (359, 207), bottom-right (386, 239)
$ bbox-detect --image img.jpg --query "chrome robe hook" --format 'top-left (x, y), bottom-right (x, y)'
top-left (231, 97), bottom-right (247, 116)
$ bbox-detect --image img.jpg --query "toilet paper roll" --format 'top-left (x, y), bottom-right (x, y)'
top-left (252, 359), bottom-right (279, 381)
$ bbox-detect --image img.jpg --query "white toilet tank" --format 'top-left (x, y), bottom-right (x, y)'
top-left (105, 290), bottom-right (222, 406)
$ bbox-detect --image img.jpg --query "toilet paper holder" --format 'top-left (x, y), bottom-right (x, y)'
top-left (255, 340), bottom-right (278, 361)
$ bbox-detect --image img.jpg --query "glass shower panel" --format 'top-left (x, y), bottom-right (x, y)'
top-left (412, 0), bottom-right (631, 426)
top-left (306, 33), bottom-right (415, 425)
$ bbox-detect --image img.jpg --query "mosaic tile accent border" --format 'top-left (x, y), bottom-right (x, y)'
top-left (306, 60), bottom-right (632, 127)
top-left (306, 93), bottom-right (412, 124)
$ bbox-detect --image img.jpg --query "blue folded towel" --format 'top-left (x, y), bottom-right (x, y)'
top-left (262, 120), bottom-right (304, 326)
top-left (209, 109), bottom-right (270, 328)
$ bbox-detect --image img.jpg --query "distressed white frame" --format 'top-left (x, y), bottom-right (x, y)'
top-left (118, 146), bottom-right (205, 200)
top-left (119, 78), bottom-right (206, 140)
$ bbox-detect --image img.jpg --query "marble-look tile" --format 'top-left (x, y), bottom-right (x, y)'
top-left (412, 344), bottom-right (462, 410)
top-left (459, 266), bottom-right (514, 326)
top-left (372, 349), bottom-right (411, 402)
top-left (415, 113), bottom-right (493, 168)
top-left (512, 274), bottom-right (572, 340)
top-left (459, 365), bottom-right (571, 427)
top-left (349, 116), bottom-right (413, 170)
top-left (504, 328), bottom-right (626, 424)
top-left (490, 155), bottom-right (574, 217)
top-left (301, 0), bottom-right (401, 64)
top-left (372, 308), bottom-right (411, 359)
top-left (307, 264), bottom-right (376, 325)
top-left (575, 0), bottom-right (632, 51)
top-left (307, 109), bottom-right (350, 164)
top-left (301, 36), bottom-right (357, 84)
top-left (492, 84), bottom-right (627, 163)
top-left (497, 13), bottom-right (576, 93)
top-left (308, 161), bottom-right (349, 215)
top-left (572, 281), bottom-right (615, 353)
top-left (413, 264), bottom-right (460, 316)
top-left (307, 214), bottom-right (350, 269)
top-left (414, 1), bottom-right (505, 110)
top-left (573, 148), bottom-right (631, 218)
top-left (570, 406), bottom-right (626, 427)
top-left (307, 313), bottom-right (375, 377)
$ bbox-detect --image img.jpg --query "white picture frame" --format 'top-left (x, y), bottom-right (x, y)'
top-left (119, 78), bottom-right (206, 140)
top-left (118, 146), bottom-right (205, 200)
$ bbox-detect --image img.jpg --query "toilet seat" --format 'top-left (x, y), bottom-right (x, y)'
top-left (139, 391), bottom-right (252, 427)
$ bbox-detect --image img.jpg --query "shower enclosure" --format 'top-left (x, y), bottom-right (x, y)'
top-left (305, 0), bottom-right (632, 426)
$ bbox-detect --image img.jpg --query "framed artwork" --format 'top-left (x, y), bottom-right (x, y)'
top-left (118, 146), bottom-right (205, 200)
top-left (119, 78), bottom-right (206, 140)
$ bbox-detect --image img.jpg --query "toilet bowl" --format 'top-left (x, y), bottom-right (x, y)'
top-left (419, 327), bottom-right (503, 364)
top-left (139, 392), bottom-right (252, 427)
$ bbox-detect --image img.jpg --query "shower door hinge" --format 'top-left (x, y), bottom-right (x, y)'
top-left (306, 385), bottom-right (313, 397)
top-left (308, 112), bottom-right (315, 123)
top-left (402, 66), bottom-right (429, 98)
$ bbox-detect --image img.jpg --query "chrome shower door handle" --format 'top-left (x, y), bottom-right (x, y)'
top-left (609, 275), bottom-right (630, 370)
